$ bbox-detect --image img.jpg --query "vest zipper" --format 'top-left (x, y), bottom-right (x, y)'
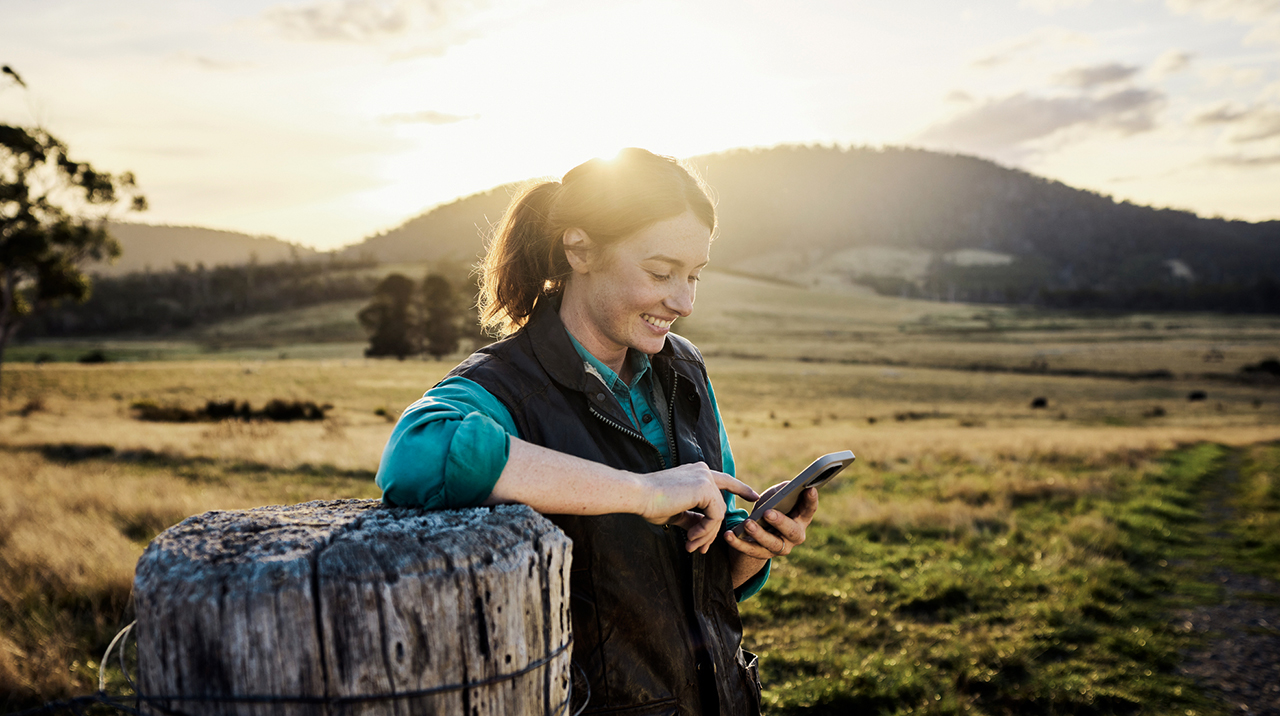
top-left (588, 405), bottom-right (666, 472)
top-left (665, 372), bottom-right (679, 466)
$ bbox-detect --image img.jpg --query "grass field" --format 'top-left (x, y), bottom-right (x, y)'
top-left (2, 273), bottom-right (1278, 714)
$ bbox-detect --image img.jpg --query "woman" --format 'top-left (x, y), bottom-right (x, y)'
top-left (376, 148), bottom-right (819, 716)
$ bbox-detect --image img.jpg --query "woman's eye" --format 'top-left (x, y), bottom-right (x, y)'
top-left (650, 272), bottom-right (671, 281)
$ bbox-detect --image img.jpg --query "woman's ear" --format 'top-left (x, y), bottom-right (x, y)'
top-left (563, 228), bottom-right (593, 274)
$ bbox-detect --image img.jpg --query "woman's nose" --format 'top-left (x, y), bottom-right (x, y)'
top-left (667, 281), bottom-right (695, 317)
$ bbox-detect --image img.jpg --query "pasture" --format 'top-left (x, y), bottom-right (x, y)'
top-left (2, 272), bottom-right (1279, 714)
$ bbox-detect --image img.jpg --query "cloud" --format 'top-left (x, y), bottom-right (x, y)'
top-left (171, 53), bottom-right (256, 71)
top-left (1198, 64), bottom-right (1265, 87)
top-left (1020, 0), bottom-right (1094, 12)
top-left (918, 87), bottom-right (1165, 157)
top-left (381, 110), bottom-right (479, 124)
top-left (1208, 152), bottom-right (1280, 165)
top-left (1165, 0), bottom-right (1280, 44)
top-left (970, 28), bottom-right (1094, 68)
top-left (1193, 102), bottom-right (1280, 141)
top-left (1151, 50), bottom-right (1194, 77)
top-left (1054, 63), bottom-right (1140, 88)
top-left (1167, 0), bottom-right (1280, 21)
top-left (263, 0), bottom-right (408, 42)
top-left (261, 0), bottom-right (484, 44)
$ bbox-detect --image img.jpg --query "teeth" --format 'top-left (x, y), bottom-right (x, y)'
top-left (643, 314), bottom-right (673, 329)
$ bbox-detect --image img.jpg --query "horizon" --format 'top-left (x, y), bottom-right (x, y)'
top-left (3, 0), bottom-right (1279, 250)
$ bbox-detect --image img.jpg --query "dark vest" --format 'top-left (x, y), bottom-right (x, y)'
top-left (447, 299), bottom-right (762, 716)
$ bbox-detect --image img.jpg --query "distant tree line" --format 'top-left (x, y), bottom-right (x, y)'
top-left (358, 271), bottom-right (486, 360)
top-left (855, 257), bottom-right (1280, 313)
top-left (24, 258), bottom-right (379, 336)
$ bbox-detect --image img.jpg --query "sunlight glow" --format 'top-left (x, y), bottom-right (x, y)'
top-left (2, 0), bottom-right (1276, 248)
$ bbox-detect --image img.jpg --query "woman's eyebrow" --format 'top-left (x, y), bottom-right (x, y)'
top-left (645, 254), bottom-right (709, 269)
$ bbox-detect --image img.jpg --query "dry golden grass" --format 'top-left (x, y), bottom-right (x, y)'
top-left (684, 272), bottom-right (1280, 376)
top-left (5, 355), bottom-right (1277, 483)
top-left (2, 273), bottom-right (1279, 710)
top-left (1, 359), bottom-right (456, 474)
top-left (0, 445), bottom-right (380, 702)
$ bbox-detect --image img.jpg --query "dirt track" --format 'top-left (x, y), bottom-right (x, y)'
top-left (1177, 453), bottom-right (1280, 716)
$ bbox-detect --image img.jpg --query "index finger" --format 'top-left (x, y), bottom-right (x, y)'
top-left (713, 472), bottom-right (760, 503)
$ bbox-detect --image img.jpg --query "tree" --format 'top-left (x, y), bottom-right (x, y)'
top-left (1, 69), bottom-right (146, 397)
top-left (421, 273), bottom-right (459, 360)
top-left (358, 273), bottom-right (418, 359)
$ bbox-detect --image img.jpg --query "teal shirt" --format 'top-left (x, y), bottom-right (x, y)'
top-left (566, 333), bottom-right (674, 468)
top-left (376, 338), bottom-right (770, 601)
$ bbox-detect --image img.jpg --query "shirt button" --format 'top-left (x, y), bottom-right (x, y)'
top-left (642, 413), bottom-right (653, 423)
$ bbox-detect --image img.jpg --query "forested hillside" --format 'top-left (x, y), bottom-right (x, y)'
top-left (28, 259), bottom-right (378, 337)
top-left (340, 145), bottom-right (1280, 311)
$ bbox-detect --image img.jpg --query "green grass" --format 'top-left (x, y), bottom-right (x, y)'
top-left (741, 443), bottom-right (1239, 716)
top-left (1224, 444), bottom-right (1280, 581)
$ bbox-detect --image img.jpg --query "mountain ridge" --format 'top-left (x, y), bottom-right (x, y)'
top-left (97, 145), bottom-right (1280, 310)
top-left (335, 145), bottom-right (1280, 297)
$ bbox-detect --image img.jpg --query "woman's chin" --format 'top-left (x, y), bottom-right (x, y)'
top-left (632, 326), bottom-right (668, 354)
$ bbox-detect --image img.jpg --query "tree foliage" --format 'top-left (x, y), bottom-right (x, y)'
top-left (1, 117), bottom-right (146, 393)
top-left (358, 273), bottom-right (419, 359)
top-left (421, 273), bottom-right (460, 360)
top-left (357, 270), bottom-right (481, 360)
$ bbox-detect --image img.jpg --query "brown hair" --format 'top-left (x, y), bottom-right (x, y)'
top-left (478, 148), bottom-right (716, 336)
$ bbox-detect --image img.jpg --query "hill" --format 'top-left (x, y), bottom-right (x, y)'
top-left (339, 145), bottom-right (1280, 311)
top-left (95, 223), bottom-right (320, 276)
top-left (337, 186), bottom-right (516, 265)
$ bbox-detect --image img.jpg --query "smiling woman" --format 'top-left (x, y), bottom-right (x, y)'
top-left (375, 148), bottom-right (820, 715)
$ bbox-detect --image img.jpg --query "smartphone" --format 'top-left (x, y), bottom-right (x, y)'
top-left (731, 450), bottom-right (855, 539)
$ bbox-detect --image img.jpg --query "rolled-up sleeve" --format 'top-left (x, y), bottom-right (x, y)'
top-left (376, 376), bottom-right (520, 509)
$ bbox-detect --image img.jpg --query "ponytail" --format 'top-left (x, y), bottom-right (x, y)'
top-left (479, 181), bottom-right (567, 336)
top-left (479, 149), bottom-right (717, 337)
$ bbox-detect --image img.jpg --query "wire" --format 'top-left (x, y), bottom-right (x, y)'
top-left (17, 622), bottom-right (577, 716)
top-left (569, 659), bottom-right (591, 716)
top-left (98, 622), bottom-right (134, 693)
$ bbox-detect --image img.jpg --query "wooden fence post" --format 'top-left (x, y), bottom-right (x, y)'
top-left (132, 499), bottom-right (573, 715)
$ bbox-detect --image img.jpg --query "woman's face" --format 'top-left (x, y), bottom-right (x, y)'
top-left (564, 210), bottom-right (712, 359)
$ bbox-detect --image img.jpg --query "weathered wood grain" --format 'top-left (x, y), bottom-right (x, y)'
top-left (133, 500), bottom-right (572, 716)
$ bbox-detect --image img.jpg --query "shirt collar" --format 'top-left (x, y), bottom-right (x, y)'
top-left (565, 330), bottom-right (652, 392)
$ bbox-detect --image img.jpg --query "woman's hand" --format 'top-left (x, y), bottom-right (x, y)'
top-left (639, 462), bottom-right (760, 554)
top-left (724, 484), bottom-right (819, 561)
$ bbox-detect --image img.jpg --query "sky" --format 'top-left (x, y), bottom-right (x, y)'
top-left (2, 0), bottom-right (1278, 250)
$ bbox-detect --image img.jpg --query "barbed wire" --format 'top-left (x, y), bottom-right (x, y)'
top-left (11, 622), bottom-right (585, 716)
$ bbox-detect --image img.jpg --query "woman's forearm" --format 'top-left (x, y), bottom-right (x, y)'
top-left (483, 437), bottom-right (648, 515)
top-left (729, 551), bottom-right (769, 590)
top-left (487, 437), bottom-right (759, 554)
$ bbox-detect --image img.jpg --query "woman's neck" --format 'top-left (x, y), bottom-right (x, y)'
top-left (559, 288), bottom-right (631, 382)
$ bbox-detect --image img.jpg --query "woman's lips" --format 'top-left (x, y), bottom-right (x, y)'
top-left (642, 313), bottom-right (674, 331)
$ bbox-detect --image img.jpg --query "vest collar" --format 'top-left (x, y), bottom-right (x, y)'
top-left (527, 294), bottom-right (679, 395)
